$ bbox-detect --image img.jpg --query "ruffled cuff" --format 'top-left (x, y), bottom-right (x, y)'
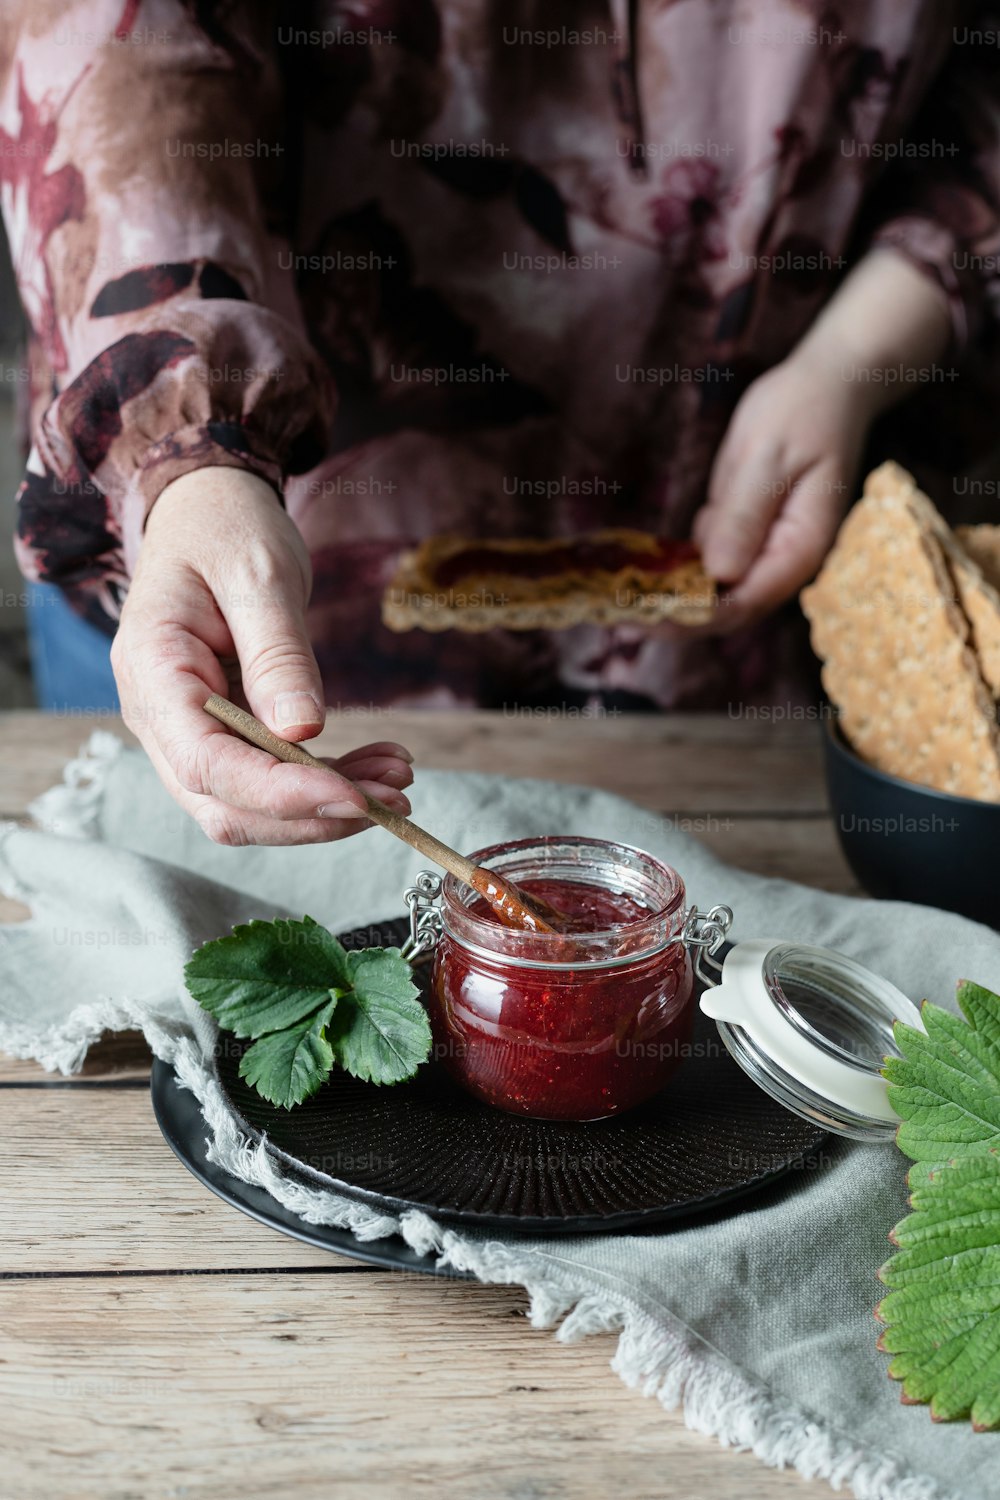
top-left (17, 303), bottom-right (334, 619)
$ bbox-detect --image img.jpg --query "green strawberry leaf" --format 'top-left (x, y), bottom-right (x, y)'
top-left (884, 999), bottom-right (1000, 1160)
top-left (328, 946), bottom-right (431, 1086)
top-left (185, 919), bottom-right (431, 1105)
top-left (185, 915), bottom-right (349, 1037)
top-left (238, 997), bottom-right (339, 1109)
top-left (877, 980), bottom-right (1000, 1429)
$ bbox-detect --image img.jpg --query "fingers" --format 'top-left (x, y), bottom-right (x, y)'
top-left (140, 731), bottom-right (406, 847)
top-left (161, 703), bottom-right (413, 821)
top-left (139, 661), bottom-right (368, 816)
top-left (698, 441), bottom-right (786, 583)
top-left (350, 780), bottom-right (413, 813)
top-left (221, 581), bottom-right (327, 744)
top-left (118, 621), bottom-right (412, 829)
top-left (194, 783), bottom-right (410, 846)
top-left (330, 754), bottom-right (414, 790)
top-left (721, 554), bottom-right (810, 633)
top-left (332, 743), bottom-right (414, 790)
top-left (334, 741), bottom-right (414, 768)
top-left (719, 468), bottom-right (845, 632)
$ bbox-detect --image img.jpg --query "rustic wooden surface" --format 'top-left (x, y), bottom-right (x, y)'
top-left (0, 710), bottom-right (857, 1500)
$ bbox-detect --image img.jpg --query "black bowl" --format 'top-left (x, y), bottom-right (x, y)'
top-left (822, 718), bottom-right (1000, 930)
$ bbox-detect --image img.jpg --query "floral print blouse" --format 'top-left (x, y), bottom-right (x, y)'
top-left (1, 0), bottom-right (999, 709)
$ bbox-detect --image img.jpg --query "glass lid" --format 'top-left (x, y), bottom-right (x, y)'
top-left (698, 939), bottom-right (924, 1141)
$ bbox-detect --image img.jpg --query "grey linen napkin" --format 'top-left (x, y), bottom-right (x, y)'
top-left (2, 732), bottom-right (999, 1500)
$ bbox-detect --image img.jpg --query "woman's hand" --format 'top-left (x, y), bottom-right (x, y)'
top-left (111, 467), bottom-right (414, 845)
top-left (694, 248), bottom-right (953, 633)
top-left (693, 348), bottom-right (870, 632)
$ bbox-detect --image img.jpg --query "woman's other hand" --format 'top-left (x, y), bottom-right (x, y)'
top-left (694, 248), bottom-right (953, 633)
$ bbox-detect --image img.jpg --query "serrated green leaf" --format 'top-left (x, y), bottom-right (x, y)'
top-left (958, 980), bottom-right (1000, 1057)
top-left (187, 916), bottom-right (430, 1105)
top-left (238, 997), bottom-right (338, 1108)
top-left (886, 1000), bottom-right (1000, 1159)
top-left (877, 983), bottom-right (1000, 1428)
top-left (906, 1154), bottom-right (1000, 1196)
top-left (921, 1004), bottom-right (1000, 1092)
top-left (185, 915), bottom-right (349, 1037)
top-left (907, 1153), bottom-right (1000, 1202)
top-left (328, 946), bottom-right (431, 1086)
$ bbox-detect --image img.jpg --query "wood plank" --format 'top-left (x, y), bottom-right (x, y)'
top-left (0, 710), bottom-right (138, 817)
top-left (0, 1030), bottom-right (152, 1085)
top-left (0, 1088), bottom-right (347, 1272)
top-left (668, 811), bottom-right (856, 894)
top-left (0, 708), bottom-right (833, 817)
top-left (0, 1273), bottom-right (836, 1500)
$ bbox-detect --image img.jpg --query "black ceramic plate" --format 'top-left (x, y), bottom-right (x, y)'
top-left (151, 1055), bottom-right (468, 1277)
top-left (208, 919), bottom-right (828, 1234)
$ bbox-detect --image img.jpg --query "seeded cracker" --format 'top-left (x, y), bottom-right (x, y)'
top-left (956, 524), bottom-right (1000, 589)
top-left (879, 483), bottom-right (1000, 707)
top-left (800, 462), bottom-right (1000, 799)
top-left (953, 524), bottom-right (1000, 699)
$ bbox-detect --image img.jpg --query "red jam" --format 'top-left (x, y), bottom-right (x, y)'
top-left (429, 853), bottom-right (694, 1122)
top-left (431, 538), bottom-right (697, 588)
top-left (469, 878), bottom-right (648, 934)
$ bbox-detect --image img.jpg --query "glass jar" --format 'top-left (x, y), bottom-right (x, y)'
top-left (428, 836), bottom-right (694, 1121)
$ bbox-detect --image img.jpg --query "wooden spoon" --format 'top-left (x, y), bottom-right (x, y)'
top-left (202, 695), bottom-right (564, 934)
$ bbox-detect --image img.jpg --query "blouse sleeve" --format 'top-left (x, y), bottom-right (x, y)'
top-left (0, 2), bottom-right (334, 627)
top-left (863, 13), bottom-right (1000, 352)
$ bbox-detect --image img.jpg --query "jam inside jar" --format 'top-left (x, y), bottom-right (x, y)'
top-left (429, 837), bottom-right (694, 1121)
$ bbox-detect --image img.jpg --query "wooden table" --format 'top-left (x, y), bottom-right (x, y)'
top-left (0, 710), bottom-right (858, 1500)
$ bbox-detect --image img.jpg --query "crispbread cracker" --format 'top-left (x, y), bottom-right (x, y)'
top-left (801, 462), bottom-right (1000, 799)
top-left (875, 475), bottom-right (1000, 704)
top-left (957, 524), bottom-right (1000, 588)
top-left (953, 525), bottom-right (1000, 698)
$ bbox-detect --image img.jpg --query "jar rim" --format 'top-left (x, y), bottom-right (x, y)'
top-left (441, 835), bottom-right (687, 969)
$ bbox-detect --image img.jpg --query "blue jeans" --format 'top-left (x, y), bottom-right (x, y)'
top-left (25, 581), bottom-right (120, 712)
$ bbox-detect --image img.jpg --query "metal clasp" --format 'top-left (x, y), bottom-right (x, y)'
top-left (681, 904), bottom-right (734, 987)
top-left (400, 870), bottom-right (444, 964)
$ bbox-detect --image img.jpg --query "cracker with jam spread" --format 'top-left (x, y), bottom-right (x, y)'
top-left (381, 529), bottom-right (716, 632)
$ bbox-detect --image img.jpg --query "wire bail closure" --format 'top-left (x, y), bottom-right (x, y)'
top-left (681, 904), bottom-right (734, 986)
top-left (401, 871), bottom-right (444, 963)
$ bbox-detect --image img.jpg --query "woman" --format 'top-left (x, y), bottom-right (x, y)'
top-left (1, 1), bottom-right (996, 845)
